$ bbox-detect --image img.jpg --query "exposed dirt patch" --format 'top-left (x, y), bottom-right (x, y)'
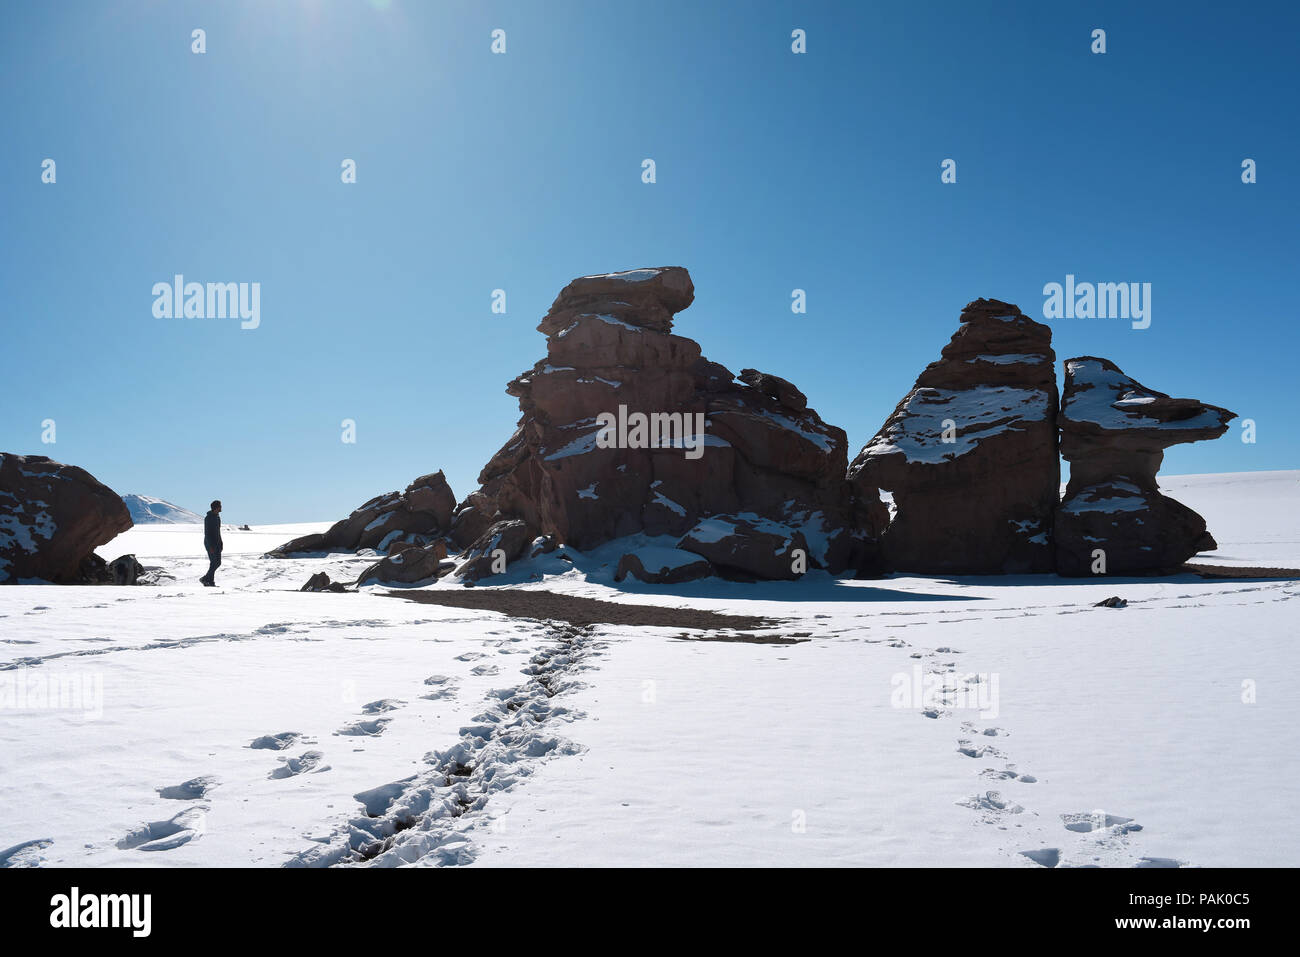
top-left (1183, 564), bottom-right (1300, 579)
top-left (672, 631), bottom-right (809, 645)
top-left (385, 588), bottom-right (778, 631)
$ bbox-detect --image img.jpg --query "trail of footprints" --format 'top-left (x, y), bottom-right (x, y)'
top-left (903, 638), bottom-right (1188, 869)
top-left (81, 621), bottom-right (569, 863)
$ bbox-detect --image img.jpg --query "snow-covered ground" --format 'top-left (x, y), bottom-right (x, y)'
top-left (1, 471), bottom-right (1296, 867)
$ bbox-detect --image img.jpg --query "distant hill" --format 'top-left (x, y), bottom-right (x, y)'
top-left (123, 494), bottom-right (202, 524)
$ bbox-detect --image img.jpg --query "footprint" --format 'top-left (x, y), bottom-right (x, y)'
top-left (470, 664), bottom-right (499, 676)
top-left (116, 808), bottom-right (205, 851)
top-left (1136, 856), bottom-right (1185, 868)
top-left (1020, 847), bottom-right (1061, 868)
top-left (0, 838), bottom-right (54, 868)
top-left (156, 775), bottom-right (219, 800)
top-left (361, 699), bottom-right (405, 714)
top-left (269, 750), bottom-right (330, 779)
top-left (336, 718), bottom-right (390, 737)
top-left (956, 739), bottom-right (989, 758)
top-left (959, 790), bottom-right (1024, 814)
top-left (1061, 812), bottom-right (1139, 833)
top-left (422, 676), bottom-right (458, 701)
top-left (249, 732), bottom-right (302, 751)
top-left (354, 776), bottom-right (417, 817)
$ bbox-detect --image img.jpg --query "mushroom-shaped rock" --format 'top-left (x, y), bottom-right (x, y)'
top-left (1054, 358), bottom-right (1236, 575)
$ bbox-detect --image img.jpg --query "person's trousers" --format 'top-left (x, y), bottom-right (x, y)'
top-left (204, 548), bottom-right (222, 583)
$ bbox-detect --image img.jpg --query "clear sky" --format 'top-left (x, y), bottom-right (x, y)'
top-left (2, 1), bottom-right (1296, 523)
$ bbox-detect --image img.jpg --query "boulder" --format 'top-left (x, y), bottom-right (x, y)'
top-left (301, 571), bottom-right (350, 592)
top-left (1055, 358), bottom-right (1235, 575)
top-left (357, 540), bottom-right (451, 586)
top-left (109, 554), bottom-right (144, 585)
top-left (271, 471), bottom-right (456, 556)
top-left (0, 453), bottom-right (133, 584)
top-left (456, 520), bottom-right (533, 582)
top-left (614, 547), bottom-right (713, 584)
top-left (848, 299), bottom-right (1059, 573)
top-left (449, 267), bottom-right (882, 577)
top-left (737, 368), bottom-right (807, 412)
top-left (677, 515), bottom-right (810, 581)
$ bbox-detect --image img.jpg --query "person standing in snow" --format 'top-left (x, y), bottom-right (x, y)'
top-left (200, 500), bottom-right (223, 587)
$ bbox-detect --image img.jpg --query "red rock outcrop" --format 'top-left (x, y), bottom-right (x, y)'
top-left (1054, 357), bottom-right (1236, 575)
top-left (271, 471), bottom-right (456, 556)
top-left (0, 453), bottom-right (133, 583)
top-left (450, 267), bottom-right (884, 579)
top-left (847, 299), bottom-right (1060, 573)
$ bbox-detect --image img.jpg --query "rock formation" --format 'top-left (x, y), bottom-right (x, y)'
top-left (0, 453), bottom-right (133, 583)
top-left (448, 267), bottom-right (884, 580)
top-left (270, 471), bottom-right (456, 556)
top-left (848, 299), bottom-right (1060, 573)
top-left (357, 539), bottom-right (453, 586)
top-left (1054, 357), bottom-right (1235, 575)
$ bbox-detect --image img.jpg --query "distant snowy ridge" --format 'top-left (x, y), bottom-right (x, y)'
top-left (122, 494), bottom-right (202, 524)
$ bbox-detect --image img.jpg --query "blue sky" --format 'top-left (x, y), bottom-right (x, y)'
top-left (2, 0), bottom-right (1296, 523)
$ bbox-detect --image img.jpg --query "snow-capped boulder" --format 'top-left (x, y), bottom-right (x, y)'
top-left (122, 494), bottom-right (201, 524)
top-left (615, 547), bottom-right (713, 584)
top-left (677, 515), bottom-right (810, 581)
top-left (270, 471), bottom-right (456, 556)
top-left (357, 539), bottom-right (452, 586)
top-left (848, 299), bottom-right (1060, 573)
top-left (449, 267), bottom-right (883, 577)
top-left (1054, 357), bottom-right (1236, 575)
top-left (0, 453), bottom-right (133, 584)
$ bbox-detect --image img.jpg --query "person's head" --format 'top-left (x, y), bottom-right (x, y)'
top-left (211, 500), bottom-right (222, 513)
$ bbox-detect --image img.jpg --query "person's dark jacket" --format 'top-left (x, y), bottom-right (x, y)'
top-left (204, 511), bottom-right (223, 553)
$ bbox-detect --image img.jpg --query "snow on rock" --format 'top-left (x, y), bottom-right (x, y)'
top-left (1061, 357), bottom-right (1236, 439)
top-left (0, 453), bottom-right (132, 584)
